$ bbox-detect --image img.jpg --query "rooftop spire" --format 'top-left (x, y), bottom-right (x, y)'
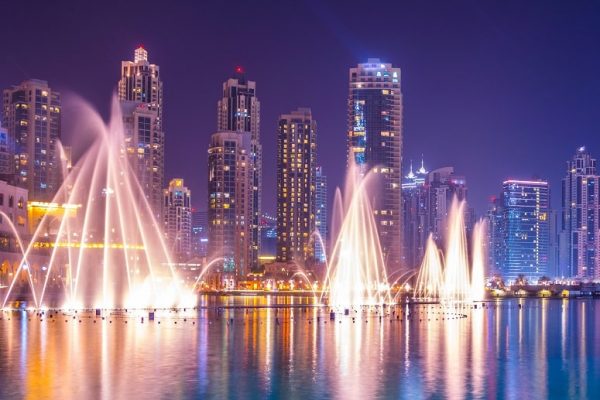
top-left (418, 154), bottom-right (427, 174)
top-left (406, 160), bottom-right (415, 179)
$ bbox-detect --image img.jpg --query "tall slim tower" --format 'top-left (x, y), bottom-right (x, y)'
top-left (276, 108), bottom-right (317, 264)
top-left (207, 131), bottom-right (254, 281)
top-left (348, 59), bottom-right (402, 270)
top-left (315, 166), bottom-right (328, 263)
top-left (562, 147), bottom-right (600, 278)
top-left (216, 69), bottom-right (261, 272)
top-left (163, 178), bottom-right (192, 262)
top-left (118, 46), bottom-right (164, 220)
top-left (2, 79), bottom-right (62, 201)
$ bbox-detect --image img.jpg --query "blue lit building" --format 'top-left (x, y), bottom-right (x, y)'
top-left (315, 167), bottom-right (327, 263)
top-left (348, 59), bottom-right (402, 270)
top-left (497, 180), bottom-right (550, 282)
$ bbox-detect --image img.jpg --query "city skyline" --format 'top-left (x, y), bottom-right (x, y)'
top-left (3, 2), bottom-right (600, 216)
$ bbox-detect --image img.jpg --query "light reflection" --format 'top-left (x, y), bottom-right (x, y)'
top-left (0, 298), bottom-right (598, 398)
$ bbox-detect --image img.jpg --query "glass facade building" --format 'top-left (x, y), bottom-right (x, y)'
top-left (348, 59), bottom-right (402, 270)
top-left (499, 180), bottom-right (550, 282)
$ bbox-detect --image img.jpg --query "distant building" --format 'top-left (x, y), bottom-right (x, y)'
top-left (118, 46), bottom-right (164, 220)
top-left (276, 108), bottom-right (317, 264)
top-left (561, 147), bottom-right (600, 279)
top-left (401, 159), bottom-right (428, 269)
top-left (163, 179), bottom-right (192, 261)
top-left (401, 162), bottom-right (472, 269)
top-left (486, 196), bottom-right (504, 275)
top-left (490, 180), bottom-right (550, 282)
top-left (207, 131), bottom-right (254, 279)
top-left (347, 59), bottom-right (402, 270)
top-left (427, 167), bottom-right (469, 243)
top-left (548, 209), bottom-right (560, 277)
top-left (191, 210), bottom-right (208, 258)
top-left (2, 79), bottom-right (62, 201)
top-left (217, 70), bottom-right (261, 272)
top-left (315, 167), bottom-right (327, 263)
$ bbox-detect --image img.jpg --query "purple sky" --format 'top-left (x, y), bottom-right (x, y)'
top-left (2, 1), bottom-right (600, 215)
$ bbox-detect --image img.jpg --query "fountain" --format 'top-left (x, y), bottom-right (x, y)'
top-left (414, 199), bottom-right (487, 303)
top-left (1, 96), bottom-right (195, 310)
top-left (320, 164), bottom-right (392, 308)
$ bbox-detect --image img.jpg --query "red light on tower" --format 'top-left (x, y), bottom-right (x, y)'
top-left (235, 66), bottom-right (244, 74)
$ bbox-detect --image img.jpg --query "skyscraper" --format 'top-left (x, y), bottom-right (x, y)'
top-left (118, 46), bottom-right (164, 220)
top-left (2, 79), bottom-right (62, 201)
top-left (163, 178), bottom-right (192, 261)
top-left (315, 167), bottom-right (328, 263)
top-left (276, 108), bottom-right (316, 264)
top-left (401, 159), bottom-right (428, 269)
top-left (207, 131), bottom-right (254, 280)
top-left (216, 70), bottom-right (261, 272)
top-left (348, 59), bottom-right (402, 270)
top-left (562, 147), bottom-right (600, 279)
top-left (495, 180), bottom-right (550, 282)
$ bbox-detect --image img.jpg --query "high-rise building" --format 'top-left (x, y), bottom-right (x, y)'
top-left (163, 178), bottom-right (192, 261)
top-left (118, 46), bottom-right (164, 220)
top-left (426, 167), bottom-right (469, 243)
top-left (348, 59), bottom-right (402, 270)
top-left (216, 70), bottom-right (261, 273)
top-left (561, 147), bottom-right (600, 279)
top-left (2, 79), bottom-right (62, 201)
top-left (494, 180), bottom-right (550, 282)
top-left (276, 108), bottom-right (317, 264)
top-left (191, 210), bottom-right (209, 258)
top-left (401, 159), bottom-right (428, 269)
top-left (207, 131), bottom-right (254, 279)
top-left (315, 167), bottom-right (328, 263)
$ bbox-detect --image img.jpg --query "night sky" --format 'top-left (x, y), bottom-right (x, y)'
top-left (2, 1), bottom-right (600, 215)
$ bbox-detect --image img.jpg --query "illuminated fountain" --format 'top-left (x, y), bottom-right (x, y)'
top-left (1, 96), bottom-right (195, 310)
top-left (320, 165), bottom-right (392, 308)
top-left (413, 199), bottom-right (487, 303)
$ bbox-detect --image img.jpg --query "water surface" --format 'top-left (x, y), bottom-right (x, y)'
top-left (0, 296), bottom-right (598, 399)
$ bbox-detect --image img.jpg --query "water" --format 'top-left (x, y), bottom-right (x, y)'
top-left (1, 296), bottom-right (599, 399)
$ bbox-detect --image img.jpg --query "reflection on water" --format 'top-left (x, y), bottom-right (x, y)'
top-left (1, 297), bottom-right (599, 399)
